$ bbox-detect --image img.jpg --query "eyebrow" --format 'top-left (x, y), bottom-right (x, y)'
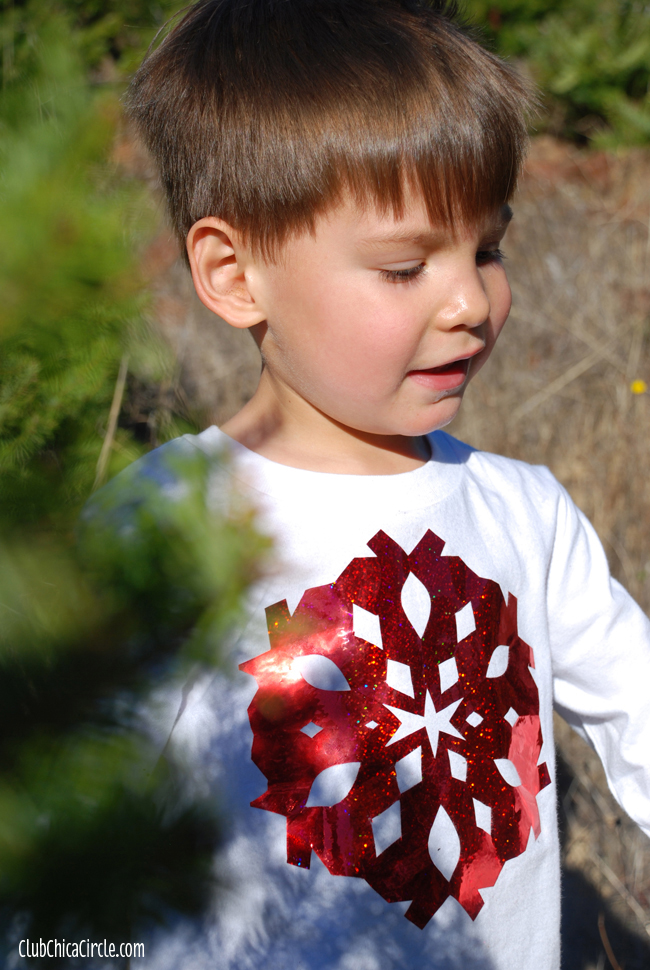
top-left (360, 204), bottom-right (514, 250)
top-left (496, 204), bottom-right (514, 232)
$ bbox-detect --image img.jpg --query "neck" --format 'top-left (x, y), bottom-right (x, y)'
top-left (220, 370), bottom-right (431, 475)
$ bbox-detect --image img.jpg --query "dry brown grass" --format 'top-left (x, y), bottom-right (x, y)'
top-left (145, 135), bottom-right (650, 967)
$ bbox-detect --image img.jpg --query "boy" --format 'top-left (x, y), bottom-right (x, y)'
top-left (98, 0), bottom-right (650, 966)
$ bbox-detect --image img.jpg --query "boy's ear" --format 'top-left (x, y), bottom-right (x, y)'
top-left (186, 217), bottom-right (266, 329)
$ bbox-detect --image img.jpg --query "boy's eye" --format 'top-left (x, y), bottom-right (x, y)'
top-left (476, 248), bottom-right (506, 266)
top-left (380, 263), bottom-right (426, 284)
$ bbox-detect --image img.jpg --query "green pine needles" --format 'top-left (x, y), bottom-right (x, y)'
top-left (0, 9), bottom-right (160, 532)
top-left (0, 3), bottom-right (266, 961)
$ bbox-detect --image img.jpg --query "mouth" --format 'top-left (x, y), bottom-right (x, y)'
top-left (408, 352), bottom-right (482, 391)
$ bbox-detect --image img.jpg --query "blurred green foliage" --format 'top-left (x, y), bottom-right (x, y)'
top-left (0, 1), bottom-right (192, 534)
top-left (0, 2), bottom-right (265, 962)
top-left (464, 0), bottom-right (650, 145)
top-left (0, 0), bottom-right (186, 79)
top-left (0, 448), bottom-right (265, 954)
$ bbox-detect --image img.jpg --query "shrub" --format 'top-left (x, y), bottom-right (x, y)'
top-left (464, 0), bottom-right (650, 145)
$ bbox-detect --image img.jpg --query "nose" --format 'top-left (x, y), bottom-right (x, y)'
top-left (435, 262), bottom-right (491, 333)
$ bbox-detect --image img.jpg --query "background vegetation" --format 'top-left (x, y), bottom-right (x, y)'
top-left (1, 0), bottom-right (649, 967)
top-left (464, 0), bottom-right (650, 145)
top-left (0, 0), bottom-right (194, 535)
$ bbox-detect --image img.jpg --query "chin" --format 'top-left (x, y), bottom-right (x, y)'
top-left (405, 395), bottom-right (464, 438)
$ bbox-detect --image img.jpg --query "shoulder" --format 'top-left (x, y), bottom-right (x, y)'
top-left (432, 430), bottom-right (560, 493)
top-left (430, 430), bottom-right (568, 521)
top-left (79, 427), bottom-right (228, 538)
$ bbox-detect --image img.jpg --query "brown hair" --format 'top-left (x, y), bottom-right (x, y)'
top-left (127, 0), bottom-right (532, 260)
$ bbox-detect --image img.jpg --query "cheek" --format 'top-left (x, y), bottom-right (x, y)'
top-left (277, 271), bottom-right (410, 360)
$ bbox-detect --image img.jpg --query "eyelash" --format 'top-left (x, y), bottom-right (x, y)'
top-left (381, 249), bottom-right (506, 284)
top-left (380, 263), bottom-right (426, 284)
top-left (476, 248), bottom-right (506, 266)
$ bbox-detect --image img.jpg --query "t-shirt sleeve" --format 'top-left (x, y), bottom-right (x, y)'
top-left (547, 482), bottom-right (650, 838)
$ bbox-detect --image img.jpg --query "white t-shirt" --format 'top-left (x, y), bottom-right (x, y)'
top-left (100, 426), bottom-right (650, 970)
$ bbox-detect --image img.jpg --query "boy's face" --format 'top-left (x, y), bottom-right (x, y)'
top-left (246, 189), bottom-right (512, 444)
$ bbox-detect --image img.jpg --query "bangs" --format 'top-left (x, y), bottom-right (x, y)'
top-left (128, 0), bottom-right (533, 261)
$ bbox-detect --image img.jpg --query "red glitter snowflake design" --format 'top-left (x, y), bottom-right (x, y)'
top-left (240, 530), bottom-right (550, 928)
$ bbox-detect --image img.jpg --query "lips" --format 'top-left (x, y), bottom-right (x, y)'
top-left (408, 355), bottom-right (475, 391)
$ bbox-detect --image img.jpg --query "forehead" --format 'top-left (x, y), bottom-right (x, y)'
top-left (308, 192), bottom-right (513, 253)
